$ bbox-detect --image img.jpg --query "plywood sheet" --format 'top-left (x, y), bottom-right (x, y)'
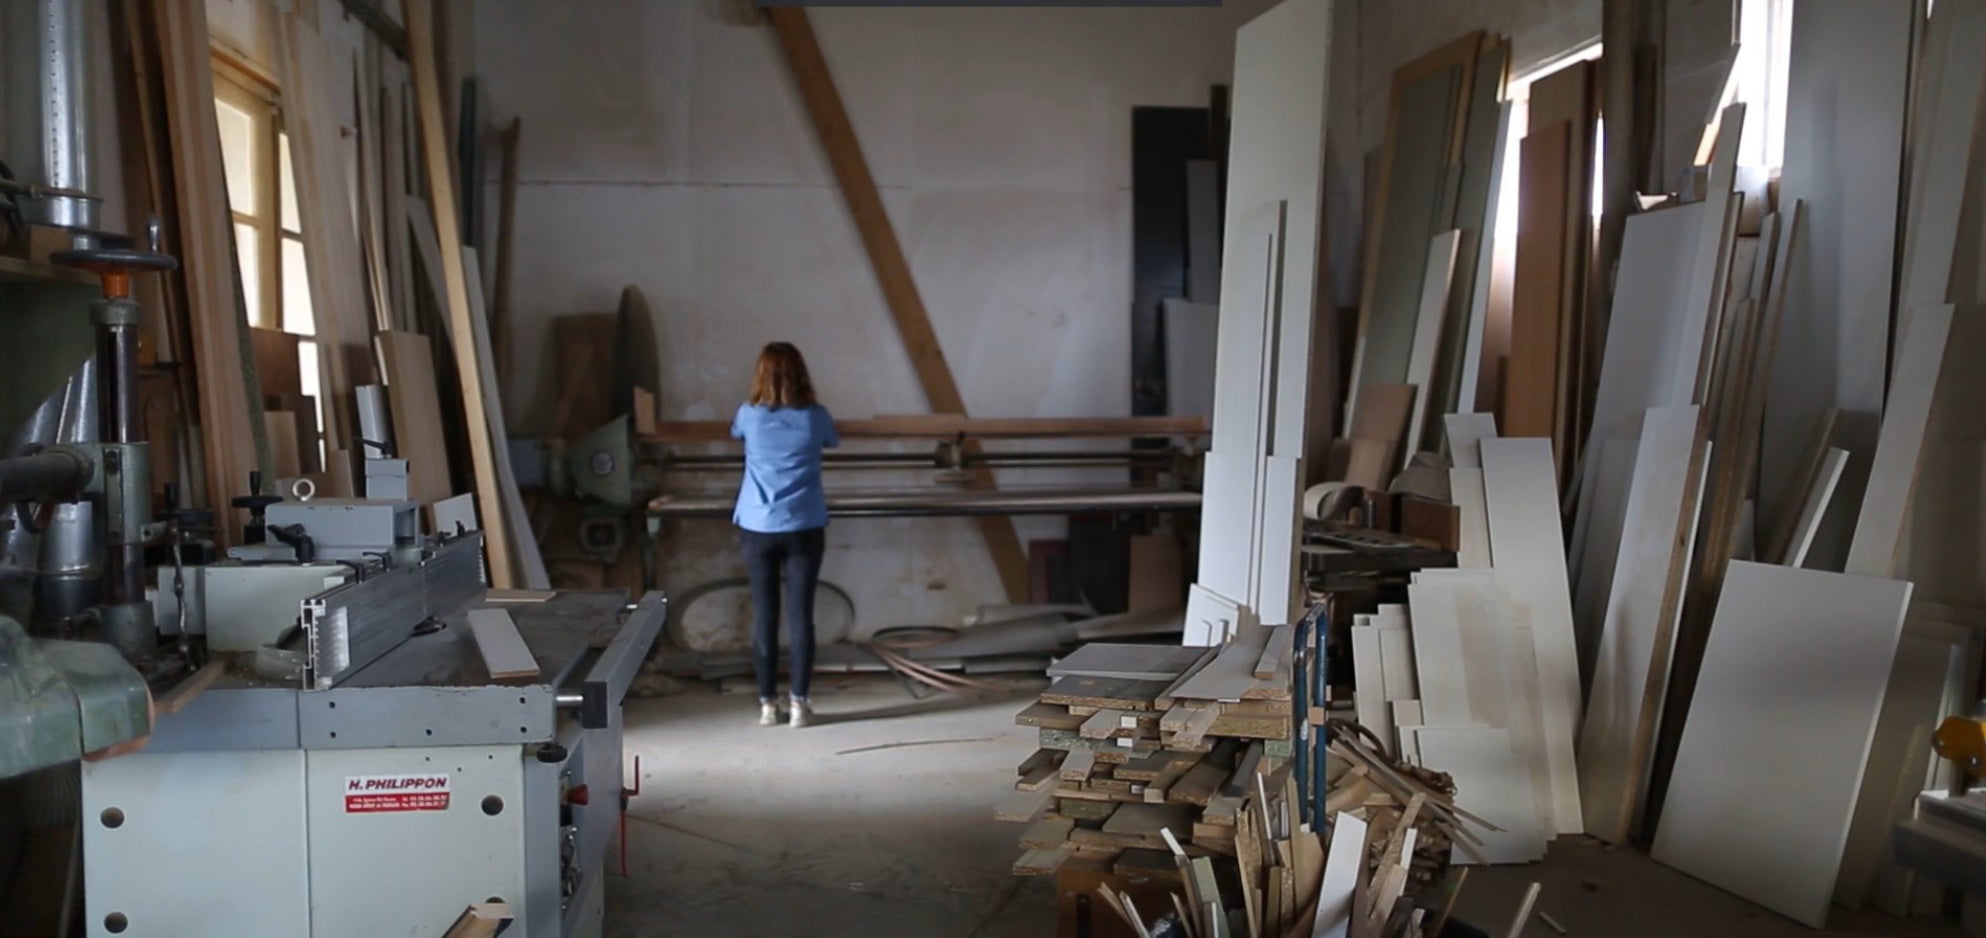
top-left (1651, 562), bottom-right (1911, 928)
top-left (1479, 437), bottom-right (1582, 833)
top-left (1786, 448), bottom-right (1849, 568)
top-left (1408, 726), bottom-right (1545, 865)
top-left (1351, 35), bottom-right (1474, 402)
top-left (1576, 406), bottom-right (1702, 843)
top-left (1404, 581), bottom-right (1471, 725)
top-left (1567, 203), bottom-right (1704, 622)
top-left (1760, 0), bottom-right (1911, 563)
top-left (1503, 122), bottom-right (1571, 442)
top-left (1844, 304), bottom-right (1956, 577)
top-left (1350, 623), bottom-right (1391, 746)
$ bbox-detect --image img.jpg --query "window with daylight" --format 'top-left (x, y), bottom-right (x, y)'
top-left (213, 56), bottom-right (325, 465)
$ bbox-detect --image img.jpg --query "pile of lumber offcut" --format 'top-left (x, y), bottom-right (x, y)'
top-left (996, 626), bottom-right (1341, 937)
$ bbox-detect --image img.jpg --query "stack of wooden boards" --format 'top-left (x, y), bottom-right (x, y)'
top-left (1337, 4), bottom-right (1986, 921)
top-left (997, 627), bottom-right (1348, 937)
top-left (1348, 433), bottom-right (1584, 867)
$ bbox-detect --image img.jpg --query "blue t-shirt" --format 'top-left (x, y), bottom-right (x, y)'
top-left (731, 403), bottom-right (839, 533)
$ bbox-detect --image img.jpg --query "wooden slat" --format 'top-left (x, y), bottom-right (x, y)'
top-left (154, 0), bottom-right (263, 541)
top-left (1400, 230), bottom-right (1463, 470)
top-left (765, 6), bottom-right (1027, 603)
top-left (1478, 437), bottom-right (1583, 833)
top-left (1650, 562), bottom-right (1913, 928)
top-left (467, 608), bottom-right (538, 680)
top-left (406, 0), bottom-right (516, 587)
top-left (1575, 406), bottom-right (1703, 843)
top-left (1349, 31), bottom-right (1483, 403)
top-left (1760, 0), bottom-right (1911, 565)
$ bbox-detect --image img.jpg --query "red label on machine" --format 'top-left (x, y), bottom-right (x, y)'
top-left (343, 774), bottom-right (452, 813)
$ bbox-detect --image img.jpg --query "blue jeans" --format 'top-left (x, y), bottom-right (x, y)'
top-left (740, 527), bottom-right (825, 701)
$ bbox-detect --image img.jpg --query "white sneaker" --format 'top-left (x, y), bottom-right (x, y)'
top-left (759, 702), bottom-right (781, 726)
top-left (789, 699), bottom-right (813, 728)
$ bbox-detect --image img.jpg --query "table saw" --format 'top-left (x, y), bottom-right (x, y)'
top-left (81, 528), bottom-right (664, 937)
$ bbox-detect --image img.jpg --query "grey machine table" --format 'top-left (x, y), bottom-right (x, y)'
top-left (80, 575), bottom-right (666, 938)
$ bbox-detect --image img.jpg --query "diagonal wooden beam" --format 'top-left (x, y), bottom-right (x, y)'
top-left (767, 7), bottom-right (1029, 602)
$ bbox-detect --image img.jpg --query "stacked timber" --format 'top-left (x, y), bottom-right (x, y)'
top-left (997, 626), bottom-right (1338, 937)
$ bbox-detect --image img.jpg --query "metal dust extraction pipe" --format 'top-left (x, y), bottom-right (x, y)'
top-left (1, 0), bottom-right (102, 232)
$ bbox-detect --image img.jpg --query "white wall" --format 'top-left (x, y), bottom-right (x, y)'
top-left (475, 0), bottom-right (1272, 631)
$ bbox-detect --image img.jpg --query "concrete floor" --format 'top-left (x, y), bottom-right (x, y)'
top-left (608, 673), bottom-right (1966, 938)
top-left (609, 673), bottom-right (1057, 937)
top-left (1447, 839), bottom-right (1968, 938)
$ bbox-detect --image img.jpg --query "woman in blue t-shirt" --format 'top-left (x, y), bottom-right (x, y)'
top-left (730, 342), bottom-right (839, 727)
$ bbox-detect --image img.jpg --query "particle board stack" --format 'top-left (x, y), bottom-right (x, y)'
top-left (1000, 628), bottom-right (1330, 937)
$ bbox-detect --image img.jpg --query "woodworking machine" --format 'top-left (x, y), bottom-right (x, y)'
top-left (1891, 712), bottom-right (1986, 896)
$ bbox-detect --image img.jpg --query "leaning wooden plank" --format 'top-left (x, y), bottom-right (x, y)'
top-left (1575, 406), bottom-right (1703, 843)
top-left (766, 7), bottom-right (1028, 602)
top-left (467, 608), bottom-right (538, 680)
top-left (154, 0), bottom-right (263, 541)
top-left (1349, 32), bottom-right (1481, 402)
top-left (460, 249), bottom-right (549, 587)
top-left (1478, 437), bottom-right (1583, 833)
top-left (1567, 203), bottom-right (1705, 599)
top-left (1407, 725), bottom-right (1545, 865)
top-left (272, 11), bottom-right (366, 449)
top-left (374, 332), bottom-right (453, 505)
top-left (1168, 623), bottom-right (1282, 702)
top-left (1503, 121), bottom-right (1572, 443)
top-left (1404, 582), bottom-right (1472, 726)
top-left (1252, 625), bottom-right (1294, 680)
top-left (1761, 409), bottom-right (1841, 565)
top-left (1893, 0), bottom-right (1986, 362)
top-left (1650, 562), bottom-right (1912, 928)
top-left (407, 0), bottom-right (515, 586)
top-left (1834, 304), bottom-right (1961, 906)
top-left (1443, 413), bottom-right (1498, 469)
top-left (1679, 104), bottom-right (1747, 406)
top-left (1760, 0), bottom-right (1910, 562)
top-left (1843, 304), bottom-right (1957, 578)
top-left (1451, 468), bottom-right (1493, 568)
top-left (1437, 41), bottom-right (1512, 431)
top-left (1399, 230), bottom-right (1463, 471)
top-left (1783, 447), bottom-right (1849, 568)
top-left (1315, 811), bottom-right (1366, 938)
top-left (1349, 624), bottom-right (1391, 746)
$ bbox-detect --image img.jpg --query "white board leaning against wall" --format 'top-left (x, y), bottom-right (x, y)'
top-left (1186, 0), bottom-right (1333, 644)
